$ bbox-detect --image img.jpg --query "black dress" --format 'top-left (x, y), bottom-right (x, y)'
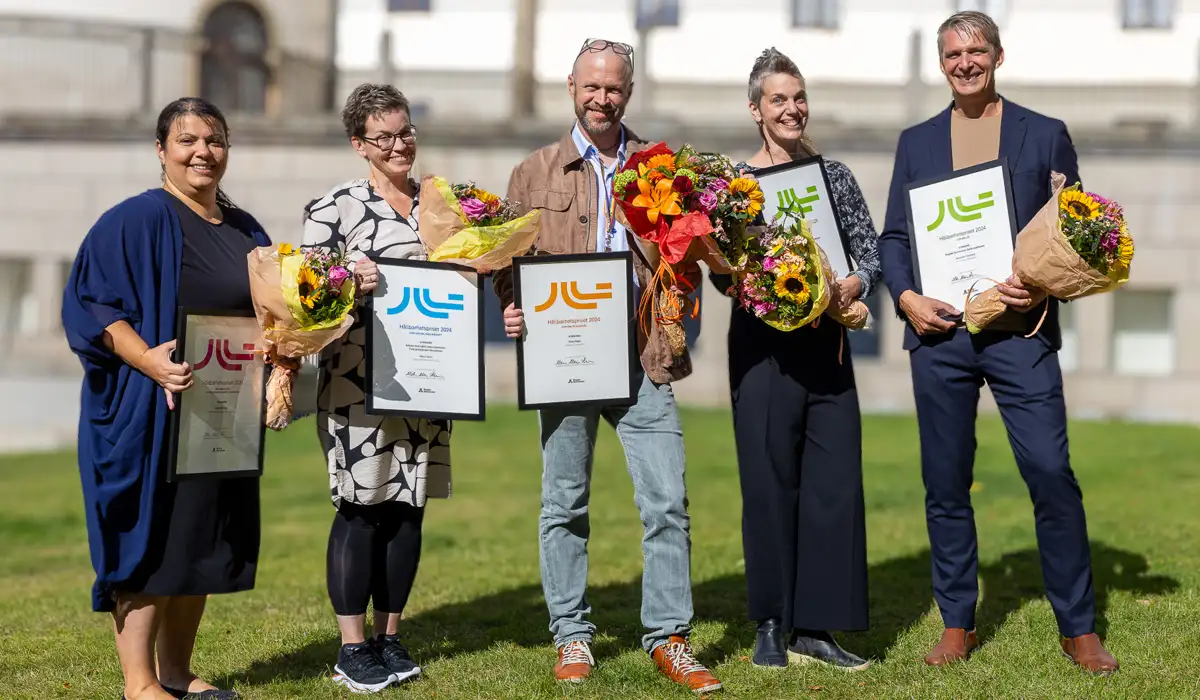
top-left (136, 196), bottom-right (262, 597)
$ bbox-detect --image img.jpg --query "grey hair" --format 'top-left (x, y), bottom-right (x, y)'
top-left (747, 47), bottom-right (818, 157)
top-left (747, 47), bottom-right (802, 104)
top-left (341, 83), bottom-right (411, 139)
top-left (936, 11), bottom-right (1002, 56)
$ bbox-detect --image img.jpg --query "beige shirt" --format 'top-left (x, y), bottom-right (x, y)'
top-left (950, 101), bottom-right (1025, 331)
top-left (951, 103), bottom-right (1002, 170)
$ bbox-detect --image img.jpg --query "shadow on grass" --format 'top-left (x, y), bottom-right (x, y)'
top-left (215, 541), bottom-right (1176, 687)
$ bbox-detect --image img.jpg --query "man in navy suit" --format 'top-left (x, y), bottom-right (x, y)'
top-left (879, 11), bottom-right (1118, 674)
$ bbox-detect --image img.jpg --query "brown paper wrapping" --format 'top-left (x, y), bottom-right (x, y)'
top-left (818, 248), bottom-right (870, 330)
top-left (416, 176), bottom-right (540, 272)
top-left (964, 172), bottom-right (1127, 334)
top-left (247, 247), bottom-right (354, 430)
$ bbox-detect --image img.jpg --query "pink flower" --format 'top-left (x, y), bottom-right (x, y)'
top-left (762, 256), bottom-right (777, 271)
top-left (695, 190), bottom-right (718, 214)
top-left (327, 265), bottom-right (351, 293)
top-left (460, 197), bottom-right (487, 222)
top-left (709, 178), bottom-right (730, 193)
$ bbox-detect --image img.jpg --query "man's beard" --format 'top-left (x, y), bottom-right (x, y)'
top-left (577, 104), bottom-right (620, 135)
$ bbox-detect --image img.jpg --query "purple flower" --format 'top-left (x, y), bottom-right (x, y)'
top-left (762, 256), bottom-right (777, 271)
top-left (696, 190), bottom-right (718, 214)
top-left (709, 178), bottom-right (730, 193)
top-left (1100, 229), bottom-right (1120, 252)
top-left (460, 197), bottom-right (487, 222)
top-left (327, 265), bottom-right (351, 291)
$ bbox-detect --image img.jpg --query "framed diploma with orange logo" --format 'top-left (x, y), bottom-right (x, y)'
top-left (166, 308), bottom-right (266, 482)
top-left (514, 252), bottom-right (637, 410)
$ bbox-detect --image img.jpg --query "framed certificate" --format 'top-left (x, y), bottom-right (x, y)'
top-left (365, 258), bottom-right (485, 420)
top-left (514, 252), bottom-right (637, 410)
top-left (904, 158), bottom-right (1019, 309)
top-left (754, 155), bottom-right (855, 279)
top-left (167, 308), bottom-right (266, 482)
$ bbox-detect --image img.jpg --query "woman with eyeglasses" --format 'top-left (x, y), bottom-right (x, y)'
top-left (301, 83), bottom-right (450, 694)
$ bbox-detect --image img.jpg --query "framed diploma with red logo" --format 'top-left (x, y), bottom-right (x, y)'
top-left (514, 252), bottom-right (637, 410)
top-left (166, 308), bottom-right (267, 482)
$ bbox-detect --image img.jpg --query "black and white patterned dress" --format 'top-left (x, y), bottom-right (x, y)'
top-left (302, 179), bottom-right (452, 508)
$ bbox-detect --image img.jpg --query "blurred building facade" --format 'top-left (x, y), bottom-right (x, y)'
top-left (1, 0), bottom-right (1198, 449)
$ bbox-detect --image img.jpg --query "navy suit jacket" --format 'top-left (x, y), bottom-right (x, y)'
top-left (878, 98), bottom-right (1081, 351)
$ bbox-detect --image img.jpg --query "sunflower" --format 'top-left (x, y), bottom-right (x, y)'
top-left (1116, 232), bottom-right (1134, 268)
top-left (473, 188), bottom-right (500, 206)
top-left (772, 264), bottom-right (811, 305)
top-left (298, 266), bottom-right (322, 309)
top-left (728, 177), bottom-right (765, 219)
top-left (1060, 190), bottom-right (1101, 220)
top-left (631, 178), bottom-right (683, 224)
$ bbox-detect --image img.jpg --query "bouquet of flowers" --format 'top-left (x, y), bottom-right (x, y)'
top-left (964, 172), bottom-right (1133, 334)
top-left (247, 243), bottom-right (357, 430)
top-left (612, 143), bottom-right (761, 355)
top-left (417, 176), bottom-right (540, 271)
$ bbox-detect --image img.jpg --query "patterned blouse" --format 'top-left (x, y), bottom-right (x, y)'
top-left (302, 179), bottom-right (452, 509)
top-left (713, 158), bottom-right (882, 298)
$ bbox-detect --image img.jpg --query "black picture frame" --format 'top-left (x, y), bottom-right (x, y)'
top-left (364, 258), bottom-right (486, 421)
top-left (902, 157), bottom-right (1019, 297)
top-left (514, 252), bottom-right (638, 411)
top-left (166, 307), bottom-right (266, 483)
top-left (752, 154), bottom-right (856, 274)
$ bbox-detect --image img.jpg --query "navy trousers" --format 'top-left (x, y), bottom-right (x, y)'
top-left (909, 330), bottom-right (1095, 638)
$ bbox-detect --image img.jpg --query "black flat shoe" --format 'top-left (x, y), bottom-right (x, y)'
top-left (753, 618), bottom-right (788, 668)
top-left (788, 630), bottom-right (870, 671)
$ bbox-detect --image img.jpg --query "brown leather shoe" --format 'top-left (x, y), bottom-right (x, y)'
top-left (924, 628), bottom-right (979, 666)
top-left (554, 640), bottom-right (593, 683)
top-left (651, 636), bottom-right (722, 694)
top-left (1061, 633), bottom-right (1119, 675)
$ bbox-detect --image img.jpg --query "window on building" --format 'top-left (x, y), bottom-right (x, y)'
top-left (1122, 0), bottom-right (1174, 29)
top-left (792, 0), bottom-right (839, 29)
top-left (388, 0), bottom-right (432, 10)
top-left (1058, 301), bottom-right (1078, 373)
top-left (953, 0), bottom-right (1007, 22)
top-left (1112, 290), bottom-right (1174, 376)
top-left (636, 0), bottom-right (679, 30)
top-left (201, 2), bottom-right (270, 114)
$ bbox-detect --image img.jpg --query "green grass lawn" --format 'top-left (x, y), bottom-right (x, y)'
top-left (1, 407), bottom-right (1198, 699)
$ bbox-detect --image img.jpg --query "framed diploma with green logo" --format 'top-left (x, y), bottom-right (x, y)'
top-left (904, 158), bottom-right (1019, 309)
top-left (753, 155), bottom-right (855, 279)
top-left (167, 308), bottom-right (266, 482)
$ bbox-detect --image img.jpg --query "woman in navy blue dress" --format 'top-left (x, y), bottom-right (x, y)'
top-left (62, 98), bottom-right (269, 700)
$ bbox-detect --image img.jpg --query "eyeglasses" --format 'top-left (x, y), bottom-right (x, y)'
top-left (360, 126), bottom-right (418, 150)
top-left (577, 38), bottom-right (635, 70)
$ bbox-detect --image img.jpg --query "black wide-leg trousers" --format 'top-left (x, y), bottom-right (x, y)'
top-left (729, 309), bottom-right (868, 632)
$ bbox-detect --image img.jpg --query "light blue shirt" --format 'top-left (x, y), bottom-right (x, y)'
top-left (571, 122), bottom-right (639, 290)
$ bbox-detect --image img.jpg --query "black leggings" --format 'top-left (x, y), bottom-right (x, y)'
top-left (326, 502), bottom-right (425, 616)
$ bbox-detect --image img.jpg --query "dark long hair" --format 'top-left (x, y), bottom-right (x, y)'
top-left (155, 97), bottom-right (237, 209)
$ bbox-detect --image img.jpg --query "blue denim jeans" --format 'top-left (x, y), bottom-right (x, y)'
top-left (537, 373), bottom-right (693, 654)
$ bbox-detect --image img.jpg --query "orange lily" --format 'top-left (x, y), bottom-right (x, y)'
top-left (631, 178), bottom-right (682, 225)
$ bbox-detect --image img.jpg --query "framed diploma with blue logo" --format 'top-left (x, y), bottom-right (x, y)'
top-left (365, 258), bottom-right (486, 420)
top-left (514, 252), bottom-right (637, 410)
top-left (753, 155), bottom-right (855, 279)
top-left (904, 158), bottom-right (1019, 311)
top-left (167, 308), bottom-right (266, 482)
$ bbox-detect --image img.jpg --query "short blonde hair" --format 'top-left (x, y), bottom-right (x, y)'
top-left (936, 11), bottom-right (1002, 57)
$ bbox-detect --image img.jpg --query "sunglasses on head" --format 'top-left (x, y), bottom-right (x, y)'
top-left (577, 38), bottom-right (635, 70)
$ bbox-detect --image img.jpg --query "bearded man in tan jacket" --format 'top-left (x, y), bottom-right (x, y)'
top-left (490, 39), bottom-right (719, 695)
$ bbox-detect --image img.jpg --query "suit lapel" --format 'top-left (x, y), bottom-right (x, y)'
top-left (999, 99), bottom-right (1028, 173)
top-left (929, 106), bottom-right (953, 174)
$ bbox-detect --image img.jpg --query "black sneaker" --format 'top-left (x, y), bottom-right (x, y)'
top-left (333, 641), bottom-right (397, 693)
top-left (788, 630), bottom-right (870, 671)
top-left (374, 634), bottom-right (422, 684)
